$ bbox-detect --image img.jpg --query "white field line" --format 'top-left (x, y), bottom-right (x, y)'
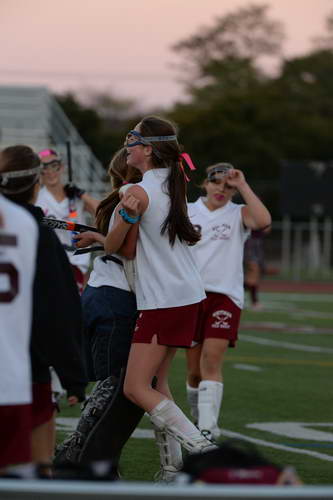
top-left (56, 419), bottom-right (333, 462)
top-left (220, 429), bottom-right (333, 463)
top-left (247, 301), bottom-right (333, 319)
top-left (241, 321), bottom-right (333, 335)
top-left (239, 334), bottom-right (333, 354)
top-left (233, 363), bottom-right (262, 372)
top-left (261, 292), bottom-right (333, 303)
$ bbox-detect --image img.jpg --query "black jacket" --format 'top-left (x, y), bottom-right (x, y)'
top-left (23, 204), bottom-right (87, 401)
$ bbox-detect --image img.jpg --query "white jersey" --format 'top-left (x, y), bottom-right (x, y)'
top-left (36, 186), bottom-right (90, 273)
top-left (0, 195), bottom-right (38, 405)
top-left (88, 212), bottom-right (133, 292)
top-left (188, 198), bottom-right (250, 309)
top-left (134, 168), bottom-right (206, 310)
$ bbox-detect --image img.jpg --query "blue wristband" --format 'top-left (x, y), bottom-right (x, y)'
top-left (119, 208), bottom-right (141, 224)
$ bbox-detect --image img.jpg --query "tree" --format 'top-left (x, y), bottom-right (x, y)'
top-left (55, 92), bottom-right (140, 167)
top-left (172, 3), bottom-right (285, 95)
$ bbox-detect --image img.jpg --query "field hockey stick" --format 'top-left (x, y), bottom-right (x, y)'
top-left (73, 246), bottom-right (124, 267)
top-left (66, 140), bottom-right (73, 187)
top-left (42, 217), bottom-right (99, 233)
top-left (73, 246), bottom-right (104, 254)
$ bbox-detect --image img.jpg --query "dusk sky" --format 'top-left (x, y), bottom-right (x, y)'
top-left (1, 0), bottom-right (332, 109)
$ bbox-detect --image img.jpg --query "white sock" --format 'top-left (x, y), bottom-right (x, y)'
top-left (5, 463), bottom-right (36, 478)
top-left (215, 382), bottom-right (224, 426)
top-left (198, 380), bottom-right (223, 434)
top-left (186, 383), bottom-right (199, 422)
top-left (149, 399), bottom-right (215, 452)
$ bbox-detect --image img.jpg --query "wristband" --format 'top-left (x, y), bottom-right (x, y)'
top-left (119, 208), bottom-right (141, 224)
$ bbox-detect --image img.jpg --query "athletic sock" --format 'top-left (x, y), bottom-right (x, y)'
top-left (186, 383), bottom-right (199, 423)
top-left (198, 380), bottom-right (223, 437)
top-left (5, 463), bottom-right (36, 478)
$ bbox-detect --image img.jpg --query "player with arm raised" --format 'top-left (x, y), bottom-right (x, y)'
top-left (185, 163), bottom-right (271, 441)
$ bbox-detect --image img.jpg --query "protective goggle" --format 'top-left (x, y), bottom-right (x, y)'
top-left (40, 160), bottom-right (62, 173)
top-left (0, 165), bottom-right (42, 194)
top-left (124, 130), bottom-right (177, 148)
top-left (207, 164), bottom-right (234, 182)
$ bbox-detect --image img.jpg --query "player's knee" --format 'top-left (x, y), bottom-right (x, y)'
top-left (123, 379), bottom-right (137, 404)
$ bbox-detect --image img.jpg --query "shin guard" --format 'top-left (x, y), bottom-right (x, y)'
top-left (54, 368), bottom-right (144, 467)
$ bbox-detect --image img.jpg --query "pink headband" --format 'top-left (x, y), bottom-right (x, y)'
top-left (179, 152), bottom-right (196, 182)
top-left (38, 149), bottom-right (60, 159)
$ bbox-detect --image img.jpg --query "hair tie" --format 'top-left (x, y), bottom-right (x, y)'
top-left (179, 152), bottom-right (196, 182)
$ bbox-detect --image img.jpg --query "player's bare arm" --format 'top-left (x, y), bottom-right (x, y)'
top-left (74, 230), bottom-right (105, 248)
top-left (104, 185), bottom-right (148, 255)
top-left (227, 169), bottom-right (271, 230)
top-left (82, 192), bottom-right (100, 215)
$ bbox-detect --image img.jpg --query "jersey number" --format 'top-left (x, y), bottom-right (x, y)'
top-left (0, 263), bottom-right (19, 303)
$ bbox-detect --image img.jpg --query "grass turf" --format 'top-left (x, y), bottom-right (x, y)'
top-left (56, 290), bottom-right (333, 485)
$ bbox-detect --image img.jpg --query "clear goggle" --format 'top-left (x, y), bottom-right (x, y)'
top-left (41, 160), bottom-right (62, 173)
top-left (207, 164), bottom-right (234, 182)
top-left (124, 130), bottom-right (177, 148)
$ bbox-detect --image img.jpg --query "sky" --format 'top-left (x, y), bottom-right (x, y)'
top-left (1, 0), bottom-right (332, 110)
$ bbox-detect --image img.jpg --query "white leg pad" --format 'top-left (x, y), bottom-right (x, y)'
top-left (149, 399), bottom-right (217, 453)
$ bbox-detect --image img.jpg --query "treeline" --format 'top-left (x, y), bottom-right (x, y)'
top-left (56, 4), bottom-right (333, 217)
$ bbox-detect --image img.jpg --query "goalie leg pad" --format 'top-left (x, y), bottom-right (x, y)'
top-left (54, 375), bottom-right (120, 466)
top-left (54, 369), bottom-right (144, 467)
top-left (79, 368), bottom-right (144, 463)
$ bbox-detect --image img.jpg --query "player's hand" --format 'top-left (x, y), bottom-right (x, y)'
top-left (64, 184), bottom-right (86, 199)
top-left (225, 169), bottom-right (247, 190)
top-left (121, 192), bottom-right (141, 218)
top-left (74, 231), bottom-right (98, 248)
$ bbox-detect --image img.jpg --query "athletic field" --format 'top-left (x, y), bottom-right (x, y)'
top-left (56, 284), bottom-right (333, 485)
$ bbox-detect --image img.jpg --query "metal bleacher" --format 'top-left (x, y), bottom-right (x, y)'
top-left (0, 85), bottom-right (108, 199)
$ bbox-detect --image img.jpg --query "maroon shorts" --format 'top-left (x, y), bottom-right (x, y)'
top-left (0, 404), bottom-right (32, 467)
top-left (133, 301), bottom-right (204, 347)
top-left (199, 292), bottom-right (241, 347)
top-left (71, 265), bottom-right (85, 294)
top-left (32, 382), bottom-right (55, 429)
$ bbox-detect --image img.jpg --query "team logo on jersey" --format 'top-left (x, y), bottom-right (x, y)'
top-left (211, 309), bottom-right (232, 329)
top-left (210, 223), bottom-right (231, 240)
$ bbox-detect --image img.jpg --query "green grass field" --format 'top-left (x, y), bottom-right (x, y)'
top-left (56, 290), bottom-right (333, 485)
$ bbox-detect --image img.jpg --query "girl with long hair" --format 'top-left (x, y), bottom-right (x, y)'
top-left (103, 116), bottom-right (216, 466)
top-left (56, 149), bottom-right (144, 474)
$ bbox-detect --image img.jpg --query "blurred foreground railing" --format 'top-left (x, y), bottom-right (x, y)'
top-left (0, 480), bottom-right (333, 500)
